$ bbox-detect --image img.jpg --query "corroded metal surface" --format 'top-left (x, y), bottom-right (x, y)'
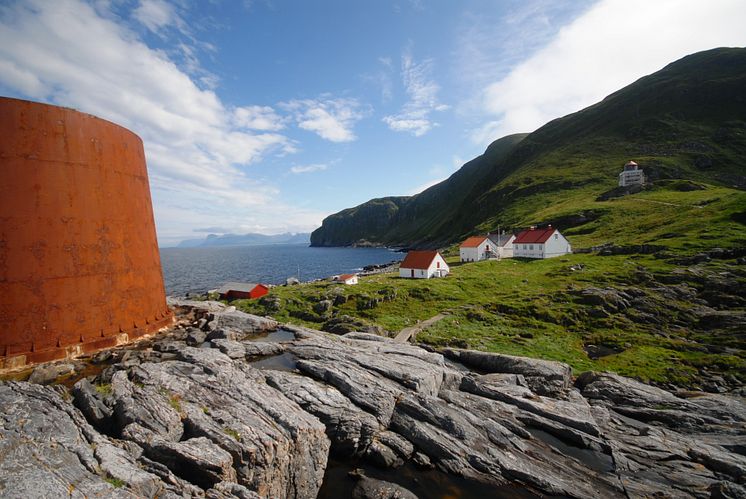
top-left (0, 97), bottom-right (173, 370)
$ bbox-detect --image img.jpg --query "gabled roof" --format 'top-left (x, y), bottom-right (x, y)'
top-left (337, 274), bottom-right (357, 280)
top-left (487, 233), bottom-right (515, 247)
top-left (460, 236), bottom-right (489, 248)
top-left (400, 250), bottom-right (440, 270)
top-left (216, 282), bottom-right (262, 294)
top-left (514, 227), bottom-right (557, 244)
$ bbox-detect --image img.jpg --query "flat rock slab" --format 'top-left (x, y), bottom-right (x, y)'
top-left (2, 302), bottom-right (745, 499)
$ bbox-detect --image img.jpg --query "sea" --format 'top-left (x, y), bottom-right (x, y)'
top-left (159, 244), bottom-right (403, 296)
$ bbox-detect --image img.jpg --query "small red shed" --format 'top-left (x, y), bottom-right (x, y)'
top-left (216, 282), bottom-right (269, 300)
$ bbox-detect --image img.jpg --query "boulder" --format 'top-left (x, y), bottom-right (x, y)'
top-left (105, 347), bottom-right (330, 499)
top-left (28, 362), bottom-right (75, 385)
top-left (0, 382), bottom-right (175, 498)
top-left (122, 423), bottom-right (236, 489)
top-left (350, 470), bottom-right (418, 499)
top-left (440, 348), bottom-right (572, 396)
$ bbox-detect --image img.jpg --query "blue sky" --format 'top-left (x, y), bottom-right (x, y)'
top-left (1, 0), bottom-right (745, 246)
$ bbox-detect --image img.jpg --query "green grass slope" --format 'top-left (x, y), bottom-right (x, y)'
top-left (242, 48), bottom-right (746, 390)
top-left (236, 249), bottom-right (745, 389)
top-left (311, 47), bottom-right (746, 250)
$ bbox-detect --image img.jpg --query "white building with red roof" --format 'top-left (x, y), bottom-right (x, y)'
top-left (459, 236), bottom-right (492, 262)
top-left (332, 273), bottom-right (358, 285)
top-left (459, 233), bottom-right (515, 262)
top-left (513, 226), bottom-right (571, 259)
top-left (399, 250), bottom-right (449, 279)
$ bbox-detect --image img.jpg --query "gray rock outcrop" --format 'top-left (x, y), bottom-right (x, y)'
top-left (1, 300), bottom-right (744, 498)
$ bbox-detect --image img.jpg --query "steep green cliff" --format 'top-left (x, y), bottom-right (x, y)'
top-left (311, 47), bottom-right (746, 249)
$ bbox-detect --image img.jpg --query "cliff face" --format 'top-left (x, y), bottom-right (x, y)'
top-left (2, 300), bottom-right (745, 498)
top-left (311, 47), bottom-right (746, 248)
top-left (310, 134), bottom-right (527, 248)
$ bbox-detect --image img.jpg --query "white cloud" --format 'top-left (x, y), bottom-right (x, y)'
top-left (383, 49), bottom-right (448, 137)
top-left (362, 57), bottom-right (394, 103)
top-left (133, 0), bottom-right (178, 33)
top-left (473, 0), bottom-right (746, 144)
top-left (282, 97), bottom-right (366, 142)
top-left (233, 105), bottom-right (285, 131)
top-left (290, 164), bottom-right (329, 174)
top-left (0, 0), bottom-right (325, 246)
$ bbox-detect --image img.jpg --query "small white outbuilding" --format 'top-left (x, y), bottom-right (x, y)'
top-left (333, 273), bottom-right (359, 285)
top-left (399, 250), bottom-right (449, 279)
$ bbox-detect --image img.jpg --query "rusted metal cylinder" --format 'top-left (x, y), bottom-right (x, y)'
top-left (0, 97), bottom-right (173, 371)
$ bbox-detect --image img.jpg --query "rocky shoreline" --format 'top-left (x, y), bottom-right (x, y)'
top-left (1, 300), bottom-right (745, 498)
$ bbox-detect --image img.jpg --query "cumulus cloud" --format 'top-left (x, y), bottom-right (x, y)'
top-left (290, 164), bottom-right (329, 174)
top-left (383, 49), bottom-right (448, 137)
top-left (0, 0), bottom-right (325, 245)
top-left (233, 105), bottom-right (285, 131)
top-left (281, 97), bottom-right (366, 142)
top-left (472, 0), bottom-right (746, 144)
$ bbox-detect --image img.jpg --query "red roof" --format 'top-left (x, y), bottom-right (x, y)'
top-left (514, 227), bottom-right (556, 244)
top-left (338, 274), bottom-right (356, 280)
top-left (400, 250), bottom-right (440, 270)
top-left (460, 236), bottom-right (488, 248)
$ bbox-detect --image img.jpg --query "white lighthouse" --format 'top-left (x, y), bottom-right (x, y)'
top-left (618, 160), bottom-right (645, 187)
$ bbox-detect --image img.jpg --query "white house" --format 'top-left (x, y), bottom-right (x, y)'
top-left (513, 226), bottom-right (571, 259)
top-left (333, 273), bottom-right (358, 285)
top-left (487, 232), bottom-right (516, 259)
top-left (459, 236), bottom-right (492, 262)
top-left (618, 160), bottom-right (645, 187)
top-left (399, 250), bottom-right (449, 279)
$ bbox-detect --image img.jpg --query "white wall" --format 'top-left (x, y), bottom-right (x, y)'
top-left (399, 267), bottom-right (429, 278)
top-left (496, 235), bottom-right (515, 258)
top-left (513, 242), bottom-right (545, 258)
top-left (400, 253), bottom-right (450, 278)
top-left (543, 231), bottom-right (572, 257)
top-left (513, 231), bottom-right (571, 258)
top-left (460, 247), bottom-right (479, 262)
top-left (460, 239), bottom-right (492, 262)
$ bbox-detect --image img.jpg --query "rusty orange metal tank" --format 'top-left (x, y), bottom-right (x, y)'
top-left (0, 97), bottom-right (173, 371)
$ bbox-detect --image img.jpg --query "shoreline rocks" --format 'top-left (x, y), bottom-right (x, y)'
top-left (1, 299), bottom-right (745, 498)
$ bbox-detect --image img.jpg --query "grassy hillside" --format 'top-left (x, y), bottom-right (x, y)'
top-left (235, 242), bottom-right (745, 389)
top-left (237, 48), bottom-right (746, 390)
top-left (311, 47), bottom-right (746, 249)
top-left (309, 133), bottom-right (527, 247)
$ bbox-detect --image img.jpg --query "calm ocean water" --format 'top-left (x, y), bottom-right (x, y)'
top-left (159, 244), bottom-right (403, 296)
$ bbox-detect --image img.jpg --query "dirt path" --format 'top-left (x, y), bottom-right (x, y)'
top-left (393, 313), bottom-right (447, 343)
top-left (630, 198), bottom-right (703, 209)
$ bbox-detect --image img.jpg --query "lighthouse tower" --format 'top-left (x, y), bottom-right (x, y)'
top-left (618, 160), bottom-right (645, 187)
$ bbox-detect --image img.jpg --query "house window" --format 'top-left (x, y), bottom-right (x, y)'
top-left (523, 244), bottom-right (527, 250)
top-left (554, 234), bottom-right (558, 240)
top-left (529, 244), bottom-right (533, 250)
top-left (437, 261), bottom-right (440, 268)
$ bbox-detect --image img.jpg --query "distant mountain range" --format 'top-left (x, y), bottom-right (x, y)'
top-left (310, 47), bottom-right (746, 249)
top-left (177, 232), bottom-right (310, 248)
